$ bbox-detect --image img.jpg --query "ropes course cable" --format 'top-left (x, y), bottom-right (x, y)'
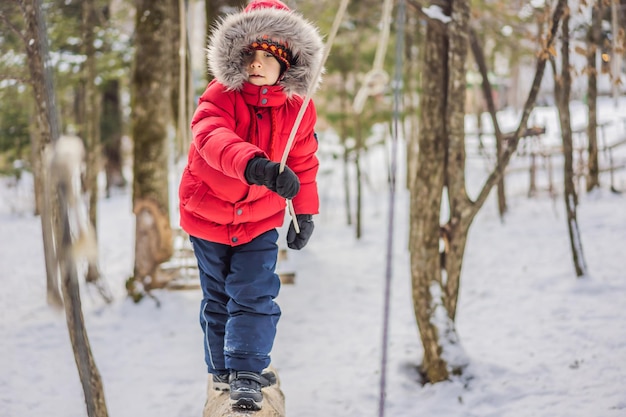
top-left (378, 0), bottom-right (405, 416)
top-left (279, 0), bottom-right (351, 233)
top-left (352, 0), bottom-right (395, 114)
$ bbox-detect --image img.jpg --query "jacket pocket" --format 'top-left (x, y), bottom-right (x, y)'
top-left (181, 178), bottom-right (208, 214)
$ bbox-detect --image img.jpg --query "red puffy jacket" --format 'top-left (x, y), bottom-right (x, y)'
top-left (178, 80), bottom-right (319, 246)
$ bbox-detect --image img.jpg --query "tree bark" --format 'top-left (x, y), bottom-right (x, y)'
top-left (81, 0), bottom-right (103, 285)
top-left (354, 117), bottom-right (363, 240)
top-left (101, 79), bottom-right (126, 197)
top-left (470, 0), bottom-right (567, 215)
top-left (204, 0), bottom-right (248, 83)
top-left (18, 0), bottom-right (63, 308)
top-left (407, 0), bottom-right (568, 383)
top-left (555, 12), bottom-right (587, 277)
top-left (51, 137), bottom-right (109, 417)
top-left (410, 3), bottom-right (449, 383)
top-left (131, 0), bottom-right (175, 292)
top-left (443, 0), bottom-right (471, 321)
top-left (339, 70), bottom-right (353, 226)
top-left (586, 1), bottom-right (602, 192)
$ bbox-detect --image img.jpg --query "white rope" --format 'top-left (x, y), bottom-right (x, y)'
top-left (279, 0), bottom-right (351, 233)
top-left (353, 0), bottom-right (395, 114)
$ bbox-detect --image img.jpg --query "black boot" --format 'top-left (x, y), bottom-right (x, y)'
top-left (229, 371), bottom-right (263, 410)
top-left (213, 369), bottom-right (276, 391)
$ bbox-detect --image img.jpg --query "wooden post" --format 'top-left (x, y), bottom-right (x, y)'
top-left (277, 248), bottom-right (296, 284)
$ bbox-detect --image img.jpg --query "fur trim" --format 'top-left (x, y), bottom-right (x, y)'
top-left (207, 6), bottom-right (324, 97)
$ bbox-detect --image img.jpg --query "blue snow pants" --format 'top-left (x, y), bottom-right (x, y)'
top-left (190, 229), bottom-right (281, 374)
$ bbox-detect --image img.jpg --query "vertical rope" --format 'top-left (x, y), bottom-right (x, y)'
top-left (353, 0), bottom-right (394, 114)
top-left (279, 0), bottom-right (351, 233)
top-left (378, 0), bottom-right (405, 416)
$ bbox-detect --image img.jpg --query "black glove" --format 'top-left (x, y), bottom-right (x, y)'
top-left (245, 157), bottom-right (300, 199)
top-left (286, 214), bottom-right (314, 250)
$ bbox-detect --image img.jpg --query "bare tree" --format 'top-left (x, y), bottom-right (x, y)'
top-left (408, 0), bottom-right (567, 382)
top-left (204, 0), bottom-right (247, 82)
top-left (553, 8), bottom-right (587, 277)
top-left (128, 0), bottom-right (175, 299)
top-left (586, 0), bottom-right (603, 192)
top-left (15, 1), bottom-right (110, 413)
top-left (16, 0), bottom-right (63, 307)
top-left (469, 29), bottom-right (507, 217)
top-left (51, 136), bottom-right (109, 417)
top-left (101, 79), bottom-right (127, 197)
top-left (79, 0), bottom-right (106, 287)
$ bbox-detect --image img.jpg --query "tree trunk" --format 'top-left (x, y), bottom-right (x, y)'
top-left (405, 5), bottom-right (421, 192)
top-left (407, 0), bottom-right (568, 383)
top-left (204, 0), bottom-right (248, 83)
top-left (131, 0), bottom-right (175, 294)
top-left (555, 13), bottom-right (588, 277)
top-left (51, 136), bottom-right (109, 417)
top-left (18, 0), bottom-right (62, 308)
top-left (174, 0), bottom-right (192, 162)
top-left (586, 1), bottom-right (602, 192)
top-left (101, 79), bottom-right (127, 197)
top-left (81, 0), bottom-right (103, 285)
top-left (339, 71), bottom-right (353, 226)
top-left (410, 7), bottom-right (449, 383)
top-left (470, 0), bottom-right (567, 211)
top-left (355, 117), bottom-right (363, 240)
top-left (443, 0), bottom-right (471, 322)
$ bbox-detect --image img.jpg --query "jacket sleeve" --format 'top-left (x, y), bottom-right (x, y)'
top-left (190, 82), bottom-right (265, 183)
top-left (287, 99), bottom-right (320, 215)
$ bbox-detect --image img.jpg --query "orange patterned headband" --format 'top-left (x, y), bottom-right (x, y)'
top-left (250, 36), bottom-right (293, 69)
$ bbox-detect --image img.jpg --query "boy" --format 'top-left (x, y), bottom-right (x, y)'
top-left (178, 0), bottom-right (323, 410)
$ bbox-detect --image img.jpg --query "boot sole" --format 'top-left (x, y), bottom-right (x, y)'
top-left (230, 397), bottom-right (262, 411)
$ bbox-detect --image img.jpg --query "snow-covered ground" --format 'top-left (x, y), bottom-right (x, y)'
top-left (1, 97), bottom-right (625, 417)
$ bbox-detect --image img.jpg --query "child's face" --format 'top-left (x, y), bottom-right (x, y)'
top-left (245, 50), bottom-right (282, 86)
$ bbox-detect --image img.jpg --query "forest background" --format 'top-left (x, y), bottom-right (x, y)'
top-left (1, 0), bottom-right (625, 416)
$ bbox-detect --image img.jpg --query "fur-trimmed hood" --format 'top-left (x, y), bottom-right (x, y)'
top-left (207, 2), bottom-right (324, 98)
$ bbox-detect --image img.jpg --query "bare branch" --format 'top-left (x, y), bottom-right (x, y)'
top-left (470, 0), bottom-right (568, 217)
top-left (0, 73), bottom-right (32, 84)
top-left (0, 8), bottom-right (26, 42)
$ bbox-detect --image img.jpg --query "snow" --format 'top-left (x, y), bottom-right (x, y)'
top-left (422, 5), bottom-right (452, 24)
top-left (1, 97), bottom-right (626, 417)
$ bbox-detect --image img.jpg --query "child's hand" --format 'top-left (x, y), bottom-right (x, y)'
top-left (286, 214), bottom-right (314, 250)
top-left (245, 157), bottom-right (300, 199)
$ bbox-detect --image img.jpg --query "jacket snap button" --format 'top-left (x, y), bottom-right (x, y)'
top-left (262, 88), bottom-right (268, 94)
top-left (261, 98), bottom-right (268, 105)
top-left (231, 237), bottom-right (238, 243)
top-left (236, 209), bottom-right (243, 215)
